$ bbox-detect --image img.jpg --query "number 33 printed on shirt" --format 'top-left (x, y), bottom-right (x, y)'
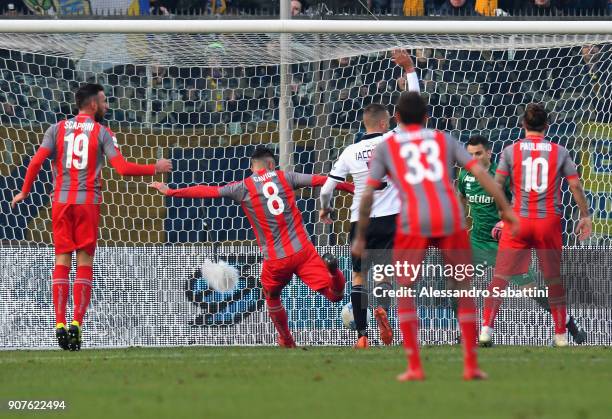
top-left (400, 140), bottom-right (443, 185)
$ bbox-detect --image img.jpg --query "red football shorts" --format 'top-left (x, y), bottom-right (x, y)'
top-left (393, 229), bottom-right (473, 286)
top-left (51, 202), bottom-right (100, 256)
top-left (495, 216), bottom-right (562, 279)
top-left (261, 243), bottom-right (332, 295)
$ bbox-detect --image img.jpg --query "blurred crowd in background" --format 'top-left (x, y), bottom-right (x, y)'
top-left (0, 44), bottom-right (610, 141)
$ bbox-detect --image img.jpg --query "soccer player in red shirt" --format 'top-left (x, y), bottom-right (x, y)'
top-left (353, 92), bottom-right (518, 381)
top-left (11, 83), bottom-right (172, 351)
top-left (149, 146), bottom-right (354, 348)
top-left (480, 103), bottom-right (592, 347)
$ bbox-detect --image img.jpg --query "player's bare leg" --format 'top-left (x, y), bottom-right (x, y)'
top-left (53, 253), bottom-right (71, 350)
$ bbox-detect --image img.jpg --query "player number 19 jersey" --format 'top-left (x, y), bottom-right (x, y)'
top-left (41, 113), bottom-right (121, 204)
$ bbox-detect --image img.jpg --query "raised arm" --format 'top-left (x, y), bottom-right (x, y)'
top-left (392, 49), bottom-right (420, 93)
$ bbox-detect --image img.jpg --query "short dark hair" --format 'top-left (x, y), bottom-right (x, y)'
top-left (251, 146), bottom-right (276, 162)
top-left (75, 83), bottom-right (104, 110)
top-left (523, 103), bottom-right (548, 132)
top-left (395, 91), bottom-right (427, 125)
top-left (364, 103), bottom-right (388, 117)
top-left (467, 135), bottom-right (490, 150)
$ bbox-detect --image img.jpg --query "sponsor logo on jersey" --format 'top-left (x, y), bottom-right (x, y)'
top-left (468, 194), bottom-right (495, 204)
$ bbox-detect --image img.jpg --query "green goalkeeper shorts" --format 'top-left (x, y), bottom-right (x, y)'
top-left (471, 239), bottom-right (498, 268)
top-left (471, 239), bottom-right (535, 287)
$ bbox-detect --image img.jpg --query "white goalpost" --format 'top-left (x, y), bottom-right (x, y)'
top-left (0, 20), bottom-right (610, 349)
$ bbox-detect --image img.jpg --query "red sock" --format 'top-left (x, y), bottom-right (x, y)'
top-left (266, 297), bottom-right (293, 342)
top-left (547, 282), bottom-right (567, 335)
top-left (482, 276), bottom-right (508, 328)
top-left (397, 295), bottom-right (421, 371)
top-left (458, 297), bottom-right (478, 370)
top-left (72, 266), bottom-right (93, 325)
top-left (52, 265), bottom-right (70, 325)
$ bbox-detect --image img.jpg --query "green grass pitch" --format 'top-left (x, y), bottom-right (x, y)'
top-left (1, 346), bottom-right (611, 419)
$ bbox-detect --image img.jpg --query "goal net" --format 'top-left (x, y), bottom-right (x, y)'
top-left (1, 28), bottom-right (611, 348)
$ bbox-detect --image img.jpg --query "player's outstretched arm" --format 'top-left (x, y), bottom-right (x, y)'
top-left (470, 163), bottom-right (519, 235)
top-left (306, 174), bottom-right (354, 193)
top-left (567, 177), bottom-right (592, 241)
top-left (318, 149), bottom-right (352, 224)
top-left (109, 155), bottom-right (171, 177)
top-left (148, 182), bottom-right (222, 199)
top-left (319, 177), bottom-right (339, 225)
top-left (11, 146), bottom-right (52, 208)
top-left (100, 127), bottom-right (171, 176)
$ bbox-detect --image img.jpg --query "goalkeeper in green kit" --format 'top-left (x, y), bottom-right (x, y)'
top-left (457, 135), bottom-right (586, 346)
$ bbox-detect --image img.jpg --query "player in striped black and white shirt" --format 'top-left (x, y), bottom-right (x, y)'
top-left (319, 50), bottom-right (420, 349)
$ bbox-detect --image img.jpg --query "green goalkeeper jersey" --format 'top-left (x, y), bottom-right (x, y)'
top-left (457, 162), bottom-right (512, 243)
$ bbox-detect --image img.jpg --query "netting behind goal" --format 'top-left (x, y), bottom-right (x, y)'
top-left (0, 32), bottom-right (611, 348)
